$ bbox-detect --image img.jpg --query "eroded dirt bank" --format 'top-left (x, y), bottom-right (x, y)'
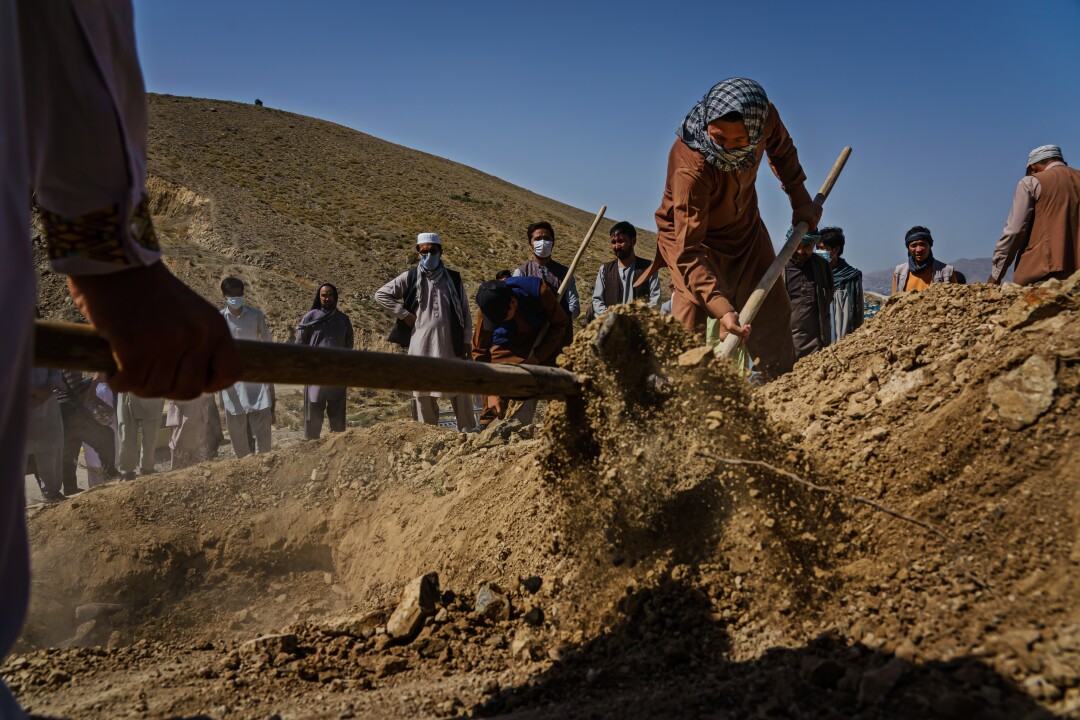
top-left (5, 275), bottom-right (1079, 719)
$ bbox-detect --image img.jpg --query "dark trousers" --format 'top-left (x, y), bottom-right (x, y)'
top-left (59, 403), bottom-right (116, 494)
top-left (304, 388), bottom-right (346, 440)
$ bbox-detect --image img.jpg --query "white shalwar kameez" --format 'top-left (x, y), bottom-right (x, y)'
top-left (375, 266), bottom-right (477, 429)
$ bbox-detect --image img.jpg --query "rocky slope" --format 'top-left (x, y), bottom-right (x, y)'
top-left (7, 275), bottom-right (1079, 719)
top-left (35, 94), bottom-right (661, 343)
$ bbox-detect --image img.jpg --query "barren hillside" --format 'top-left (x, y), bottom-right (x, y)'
top-left (35, 94), bottom-right (661, 342)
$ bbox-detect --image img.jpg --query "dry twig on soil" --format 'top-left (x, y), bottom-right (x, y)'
top-left (696, 452), bottom-right (953, 545)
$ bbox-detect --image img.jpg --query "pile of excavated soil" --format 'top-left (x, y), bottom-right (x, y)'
top-left (17, 420), bottom-right (557, 653)
top-left (5, 279), bottom-right (1079, 719)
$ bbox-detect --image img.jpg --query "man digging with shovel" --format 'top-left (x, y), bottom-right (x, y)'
top-left (637, 77), bottom-right (821, 379)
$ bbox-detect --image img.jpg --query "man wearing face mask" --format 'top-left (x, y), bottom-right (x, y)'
top-left (375, 233), bottom-right (476, 431)
top-left (220, 277), bottom-right (275, 456)
top-left (785, 230), bottom-right (834, 361)
top-left (589, 221), bottom-right (661, 321)
top-left (891, 227), bottom-right (961, 294)
top-left (513, 221), bottom-right (580, 329)
top-left (296, 282), bottom-right (354, 439)
top-left (815, 227), bottom-right (863, 342)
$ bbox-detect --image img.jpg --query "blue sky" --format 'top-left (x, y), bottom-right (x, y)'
top-left (133, 0), bottom-right (1080, 272)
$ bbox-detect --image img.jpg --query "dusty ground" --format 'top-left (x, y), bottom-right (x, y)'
top-left (22, 386), bottom-right (412, 507)
top-left (6, 275), bottom-right (1079, 719)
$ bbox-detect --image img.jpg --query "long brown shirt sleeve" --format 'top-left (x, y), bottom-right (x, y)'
top-left (990, 175), bottom-right (1039, 283)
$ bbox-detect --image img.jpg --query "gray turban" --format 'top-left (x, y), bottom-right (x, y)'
top-left (1027, 145), bottom-right (1064, 167)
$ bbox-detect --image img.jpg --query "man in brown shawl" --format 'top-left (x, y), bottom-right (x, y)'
top-left (639, 77), bottom-right (821, 378)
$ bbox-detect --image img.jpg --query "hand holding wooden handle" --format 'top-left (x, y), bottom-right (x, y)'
top-left (33, 321), bottom-right (583, 400)
top-left (716, 146), bottom-right (852, 359)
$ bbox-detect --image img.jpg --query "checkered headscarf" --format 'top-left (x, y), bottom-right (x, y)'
top-left (678, 78), bottom-right (770, 172)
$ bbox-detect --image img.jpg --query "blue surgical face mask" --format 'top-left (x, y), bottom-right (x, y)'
top-left (420, 252), bottom-right (441, 271)
top-left (813, 248), bottom-right (831, 262)
top-left (226, 296), bottom-right (245, 309)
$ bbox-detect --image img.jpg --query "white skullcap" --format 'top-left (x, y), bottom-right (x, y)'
top-left (1027, 145), bottom-right (1064, 167)
top-left (416, 232), bottom-right (442, 246)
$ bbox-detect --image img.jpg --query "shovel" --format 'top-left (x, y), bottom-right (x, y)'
top-left (33, 321), bottom-right (583, 400)
top-left (715, 146), bottom-right (852, 360)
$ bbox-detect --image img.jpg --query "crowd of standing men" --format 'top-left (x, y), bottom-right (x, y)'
top-left (25, 274), bottom-right (370, 503)
top-left (19, 76), bottom-right (1080, 500)
top-left (24, 277), bottom-right (266, 502)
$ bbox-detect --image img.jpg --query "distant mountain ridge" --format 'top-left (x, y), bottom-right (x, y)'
top-left (862, 257), bottom-right (1006, 294)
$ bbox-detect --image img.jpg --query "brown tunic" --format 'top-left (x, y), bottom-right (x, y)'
top-left (643, 102), bottom-right (807, 377)
top-left (471, 280), bottom-right (570, 367)
top-left (1019, 163), bottom-right (1080, 285)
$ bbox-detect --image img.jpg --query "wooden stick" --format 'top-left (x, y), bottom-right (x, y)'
top-left (716, 147), bottom-right (851, 359)
top-left (556, 205), bottom-right (606, 302)
top-left (696, 451), bottom-right (953, 545)
top-left (529, 205), bottom-right (607, 356)
top-left (33, 321), bottom-right (583, 399)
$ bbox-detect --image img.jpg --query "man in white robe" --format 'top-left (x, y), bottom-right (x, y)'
top-left (375, 233), bottom-right (476, 430)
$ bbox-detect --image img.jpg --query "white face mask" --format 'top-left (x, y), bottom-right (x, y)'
top-left (532, 239), bottom-right (554, 258)
top-left (813, 248), bottom-right (831, 262)
top-left (226, 296), bottom-right (245, 309)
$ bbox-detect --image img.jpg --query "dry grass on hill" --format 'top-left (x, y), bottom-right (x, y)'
top-left (34, 94), bottom-right (662, 344)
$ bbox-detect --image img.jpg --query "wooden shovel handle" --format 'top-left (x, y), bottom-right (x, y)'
top-left (33, 321), bottom-right (583, 400)
top-left (716, 146), bottom-right (852, 359)
top-left (529, 205), bottom-right (607, 357)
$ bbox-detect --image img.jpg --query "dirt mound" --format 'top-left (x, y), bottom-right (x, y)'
top-left (542, 307), bottom-right (838, 651)
top-left (6, 279), bottom-right (1080, 718)
top-left (18, 421), bottom-right (558, 652)
top-left (760, 277), bottom-right (1080, 639)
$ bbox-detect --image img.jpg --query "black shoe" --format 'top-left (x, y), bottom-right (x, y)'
top-left (120, 471), bottom-right (136, 481)
top-left (104, 465), bottom-right (121, 481)
top-left (64, 487), bottom-right (84, 497)
top-left (41, 489), bottom-right (66, 503)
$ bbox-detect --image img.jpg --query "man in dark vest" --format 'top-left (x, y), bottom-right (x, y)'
top-left (989, 145), bottom-right (1080, 286)
top-left (785, 231), bottom-right (834, 361)
top-left (588, 221), bottom-right (661, 321)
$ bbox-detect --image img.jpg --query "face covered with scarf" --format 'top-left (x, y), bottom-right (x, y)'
top-left (678, 78), bottom-right (770, 172)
